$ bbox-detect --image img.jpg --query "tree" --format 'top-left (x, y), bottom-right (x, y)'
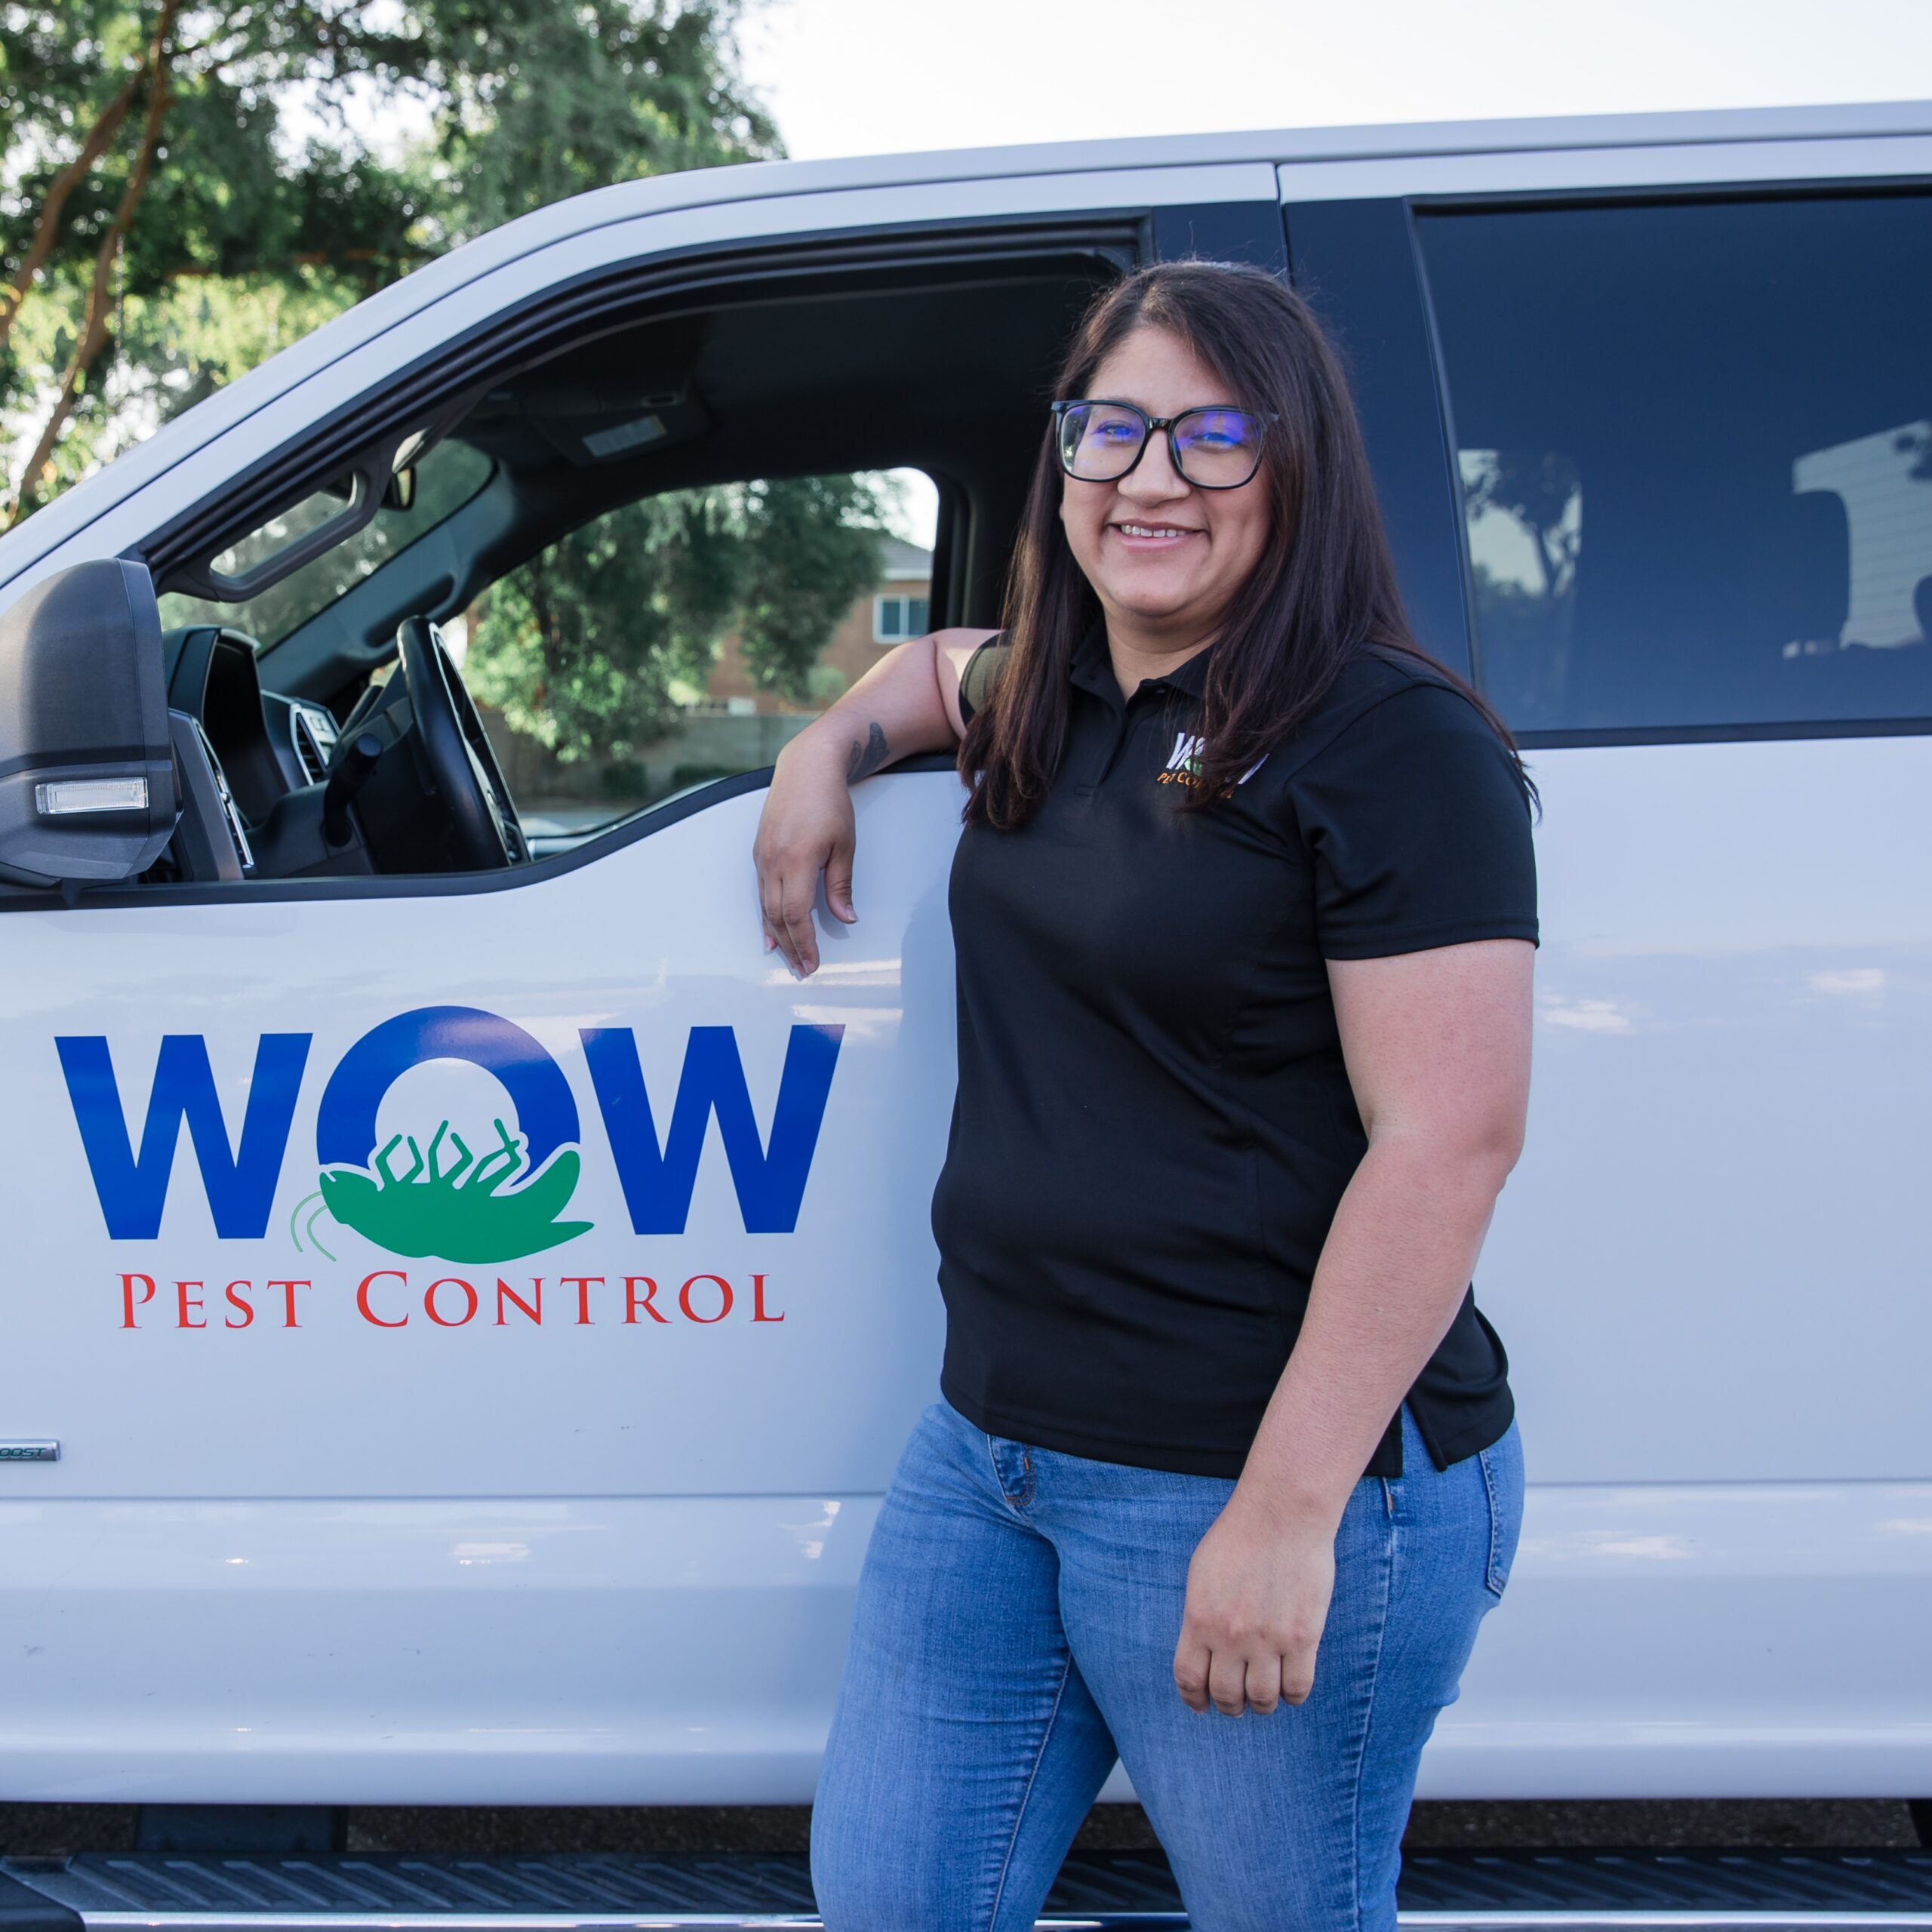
top-left (465, 477), bottom-right (886, 764)
top-left (408, 0), bottom-right (778, 242)
top-left (8, 0), bottom-right (182, 515)
top-left (0, 0), bottom-right (775, 514)
top-left (736, 475), bottom-right (895, 696)
top-left (1460, 449), bottom-right (1580, 601)
top-left (2, 3), bottom-right (895, 761)
top-left (1, 1), bottom-right (430, 514)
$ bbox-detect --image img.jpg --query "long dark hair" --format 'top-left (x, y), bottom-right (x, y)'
top-left (961, 260), bottom-right (1527, 827)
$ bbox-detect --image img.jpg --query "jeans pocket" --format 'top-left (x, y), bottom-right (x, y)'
top-left (1475, 1423), bottom-right (1524, 1600)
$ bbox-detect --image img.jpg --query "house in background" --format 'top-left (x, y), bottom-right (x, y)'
top-left (702, 534), bottom-right (932, 717)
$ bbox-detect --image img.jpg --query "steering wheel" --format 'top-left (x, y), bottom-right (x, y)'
top-left (395, 614), bottom-right (526, 869)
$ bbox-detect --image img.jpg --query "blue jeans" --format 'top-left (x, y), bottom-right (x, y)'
top-left (812, 1399), bottom-right (1522, 1932)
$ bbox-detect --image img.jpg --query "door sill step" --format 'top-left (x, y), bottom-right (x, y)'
top-left (3, 1847), bottom-right (1930, 1932)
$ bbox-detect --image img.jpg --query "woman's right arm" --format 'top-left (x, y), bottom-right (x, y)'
top-left (754, 626), bottom-right (993, 974)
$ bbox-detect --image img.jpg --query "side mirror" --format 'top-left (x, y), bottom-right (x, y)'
top-left (0, 558), bottom-right (178, 888)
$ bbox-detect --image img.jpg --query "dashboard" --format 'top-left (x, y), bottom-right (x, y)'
top-left (158, 624), bottom-right (358, 883)
top-left (165, 625), bottom-right (336, 803)
top-left (155, 620), bottom-right (528, 885)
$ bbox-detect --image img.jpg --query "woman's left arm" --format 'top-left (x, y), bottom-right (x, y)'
top-left (1173, 935), bottom-right (1534, 1718)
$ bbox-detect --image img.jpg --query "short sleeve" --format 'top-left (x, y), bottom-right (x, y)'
top-left (957, 638), bottom-right (1011, 724)
top-left (1287, 680), bottom-right (1538, 958)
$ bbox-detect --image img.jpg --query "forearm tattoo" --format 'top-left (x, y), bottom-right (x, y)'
top-left (846, 721), bottom-right (890, 782)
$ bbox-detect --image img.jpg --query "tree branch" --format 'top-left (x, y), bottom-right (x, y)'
top-left (8, 0), bottom-right (183, 526)
top-left (0, 63), bottom-right (147, 358)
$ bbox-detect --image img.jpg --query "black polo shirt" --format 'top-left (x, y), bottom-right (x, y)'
top-left (931, 630), bottom-right (1537, 1479)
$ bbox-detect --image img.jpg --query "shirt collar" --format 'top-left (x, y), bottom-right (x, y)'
top-left (1068, 623), bottom-right (1214, 706)
top-left (1068, 623), bottom-right (1117, 703)
top-left (1151, 644), bottom-right (1214, 700)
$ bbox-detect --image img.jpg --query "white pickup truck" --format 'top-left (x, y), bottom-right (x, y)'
top-left (2, 97), bottom-right (1930, 1930)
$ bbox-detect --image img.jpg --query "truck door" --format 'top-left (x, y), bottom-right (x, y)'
top-left (1290, 179), bottom-right (1932, 1796)
top-left (0, 168), bottom-right (1289, 1804)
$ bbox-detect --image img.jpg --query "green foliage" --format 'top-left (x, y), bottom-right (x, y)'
top-left (466, 488), bottom-right (737, 761)
top-left (5, 3), bottom-right (899, 753)
top-left (466, 478), bottom-right (885, 761)
top-left (736, 474), bottom-right (889, 694)
top-left (1, 0), bottom-right (775, 497)
top-left (409, 0), bottom-right (777, 241)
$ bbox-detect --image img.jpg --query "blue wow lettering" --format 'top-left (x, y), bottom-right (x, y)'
top-left (57, 1022), bottom-right (842, 1241)
top-left (582, 1024), bottom-right (842, 1235)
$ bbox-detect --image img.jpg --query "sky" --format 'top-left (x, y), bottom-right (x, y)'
top-left (739, 0), bottom-right (1932, 160)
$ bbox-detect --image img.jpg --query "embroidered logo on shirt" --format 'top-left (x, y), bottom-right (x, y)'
top-left (1158, 733), bottom-right (1207, 785)
top-left (1156, 732), bottom-right (1267, 792)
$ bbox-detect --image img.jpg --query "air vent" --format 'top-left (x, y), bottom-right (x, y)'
top-left (290, 705), bottom-right (339, 785)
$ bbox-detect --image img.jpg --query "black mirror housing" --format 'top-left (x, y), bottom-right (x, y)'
top-left (0, 558), bottom-right (178, 888)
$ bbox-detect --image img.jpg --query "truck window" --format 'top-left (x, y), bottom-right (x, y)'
top-left (457, 470), bottom-right (934, 836)
top-left (158, 438), bottom-right (495, 648)
top-left (1415, 193), bottom-right (1932, 737)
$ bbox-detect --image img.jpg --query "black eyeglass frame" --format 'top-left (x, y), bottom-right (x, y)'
top-left (1050, 398), bottom-right (1278, 490)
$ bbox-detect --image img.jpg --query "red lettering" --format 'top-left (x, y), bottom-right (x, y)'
top-left (175, 1281), bottom-right (206, 1330)
top-left (750, 1272), bottom-right (784, 1323)
top-left (623, 1275), bottom-right (667, 1324)
top-left (563, 1275), bottom-right (601, 1325)
top-left (269, 1280), bottom-right (311, 1328)
top-left (425, 1277), bottom-right (478, 1327)
top-left (494, 1277), bottom-right (542, 1325)
top-left (119, 1272), bottom-right (156, 1329)
top-left (679, 1273), bottom-right (733, 1324)
top-left (223, 1280), bottom-right (254, 1330)
top-left (357, 1270), bottom-right (408, 1328)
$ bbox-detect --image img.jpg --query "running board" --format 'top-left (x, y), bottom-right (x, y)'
top-left (5, 1848), bottom-right (1931, 1932)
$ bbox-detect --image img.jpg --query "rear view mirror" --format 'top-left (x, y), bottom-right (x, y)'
top-left (0, 559), bottom-right (177, 888)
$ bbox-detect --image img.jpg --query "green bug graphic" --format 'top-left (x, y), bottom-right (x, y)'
top-left (315, 1118), bottom-right (592, 1263)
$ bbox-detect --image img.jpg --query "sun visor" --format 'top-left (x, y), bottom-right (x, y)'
top-left (519, 383), bottom-right (711, 469)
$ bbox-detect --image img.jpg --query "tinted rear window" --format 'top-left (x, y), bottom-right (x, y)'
top-left (1417, 195), bottom-right (1932, 735)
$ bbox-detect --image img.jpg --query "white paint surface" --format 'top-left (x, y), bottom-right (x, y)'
top-left (3, 112), bottom-right (1931, 1802)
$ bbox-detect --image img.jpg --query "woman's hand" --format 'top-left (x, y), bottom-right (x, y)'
top-left (1174, 1488), bottom-right (1338, 1715)
top-left (749, 628), bottom-right (992, 974)
top-left (755, 736), bottom-right (861, 976)
top-left (1175, 939), bottom-right (1533, 1712)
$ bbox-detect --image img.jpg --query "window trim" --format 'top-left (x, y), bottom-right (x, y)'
top-left (1407, 174), bottom-right (1932, 217)
top-left (137, 211), bottom-right (1143, 717)
top-left (1518, 715), bottom-right (1932, 750)
top-left (1283, 196), bottom-right (1475, 681)
top-left (1410, 176), bottom-right (1932, 748)
top-left (0, 754), bottom-right (964, 915)
top-left (140, 214), bottom-right (1146, 602)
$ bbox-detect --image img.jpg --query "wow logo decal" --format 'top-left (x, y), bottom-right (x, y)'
top-left (301, 1007), bottom-right (592, 1263)
top-left (56, 1008), bottom-right (843, 1284)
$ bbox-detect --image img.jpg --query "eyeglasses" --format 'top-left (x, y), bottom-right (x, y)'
top-left (1051, 398), bottom-right (1274, 490)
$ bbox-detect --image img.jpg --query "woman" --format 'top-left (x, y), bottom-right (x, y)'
top-left (753, 261), bottom-right (1535, 1932)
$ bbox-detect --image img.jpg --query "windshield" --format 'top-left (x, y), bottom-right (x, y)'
top-left (158, 438), bottom-right (494, 649)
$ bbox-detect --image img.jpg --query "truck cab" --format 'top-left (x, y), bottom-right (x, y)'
top-left (2, 103), bottom-right (1930, 1847)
